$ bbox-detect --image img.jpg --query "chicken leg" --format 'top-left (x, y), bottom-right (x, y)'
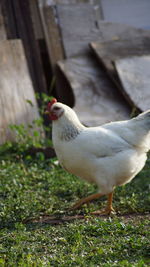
top-left (69, 191), bottom-right (115, 215)
top-left (91, 192), bottom-right (115, 215)
top-left (69, 192), bottom-right (103, 210)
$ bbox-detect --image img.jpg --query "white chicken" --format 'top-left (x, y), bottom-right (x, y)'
top-left (47, 98), bottom-right (150, 215)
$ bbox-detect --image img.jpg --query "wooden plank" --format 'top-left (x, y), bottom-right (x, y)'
top-left (0, 3), bottom-right (6, 40)
top-left (56, 3), bottom-right (103, 57)
top-left (90, 21), bottom-right (150, 42)
top-left (13, 0), bottom-right (48, 94)
top-left (101, 0), bottom-right (150, 30)
top-left (57, 55), bottom-right (130, 126)
top-left (54, 11), bottom-right (150, 122)
top-left (56, 19), bottom-right (150, 113)
top-left (38, 1), bottom-right (102, 61)
top-left (38, 1), bottom-right (102, 105)
top-left (114, 55), bottom-right (150, 111)
top-left (38, 0), bottom-right (69, 104)
top-left (29, 0), bottom-right (44, 40)
top-left (0, 40), bottom-right (41, 144)
top-left (38, 2), bottom-right (65, 71)
top-left (2, 0), bottom-right (47, 95)
top-left (91, 33), bottom-right (150, 101)
top-left (91, 36), bottom-right (150, 75)
top-left (1, 0), bottom-right (18, 38)
top-left (56, 5), bottom-right (150, 59)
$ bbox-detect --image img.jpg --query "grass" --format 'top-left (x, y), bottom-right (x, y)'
top-left (0, 144), bottom-right (150, 266)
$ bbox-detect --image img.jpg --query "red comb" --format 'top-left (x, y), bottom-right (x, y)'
top-left (47, 98), bottom-right (57, 111)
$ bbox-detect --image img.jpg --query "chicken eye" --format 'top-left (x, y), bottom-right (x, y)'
top-left (53, 107), bottom-right (61, 111)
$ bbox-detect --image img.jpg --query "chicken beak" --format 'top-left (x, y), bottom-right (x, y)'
top-left (45, 98), bottom-right (57, 115)
top-left (44, 110), bottom-right (50, 115)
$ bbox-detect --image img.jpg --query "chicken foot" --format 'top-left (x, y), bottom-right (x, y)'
top-left (69, 191), bottom-right (115, 215)
top-left (91, 192), bottom-right (115, 215)
top-left (69, 193), bottom-right (103, 211)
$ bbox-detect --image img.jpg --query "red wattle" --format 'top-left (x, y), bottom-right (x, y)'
top-left (49, 113), bottom-right (58, 121)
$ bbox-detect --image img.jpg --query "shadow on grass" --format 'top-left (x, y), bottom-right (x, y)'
top-left (23, 211), bottom-right (150, 228)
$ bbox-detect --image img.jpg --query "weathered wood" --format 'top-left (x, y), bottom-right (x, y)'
top-left (1, 0), bottom-right (18, 38)
top-left (56, 20), bottom-right (150, 122)
top-left (2, 0), bottom-right (47, 95)
top-left (42, 1), bottom-right (103, 109)
top-left (101, 0), bottom-right (150, 30)
top-left (38, 0), bottom-right (65, 71)
top-left (38, 1), bottom-right (101, 106)
top-left (91, 21), bottom-right (150, 42)
top-left (91, 36), bottom-right (150, 78)
top-left (40, 3), bottom-right (150, 123)
top-left (114, 55), bottom-right (150, 111)
top-left (54, 11), bottom-right (150, 124)
top-left (0, 3), bottom-right (6, 40)
top-left (56, 3), bottom-right (103, 57)
top-left (57, 55), bottom-right (130, 126)
top-left (38, 0), bottom-right (72, 105)
top-left (0, 40), bottom-right (41, 144)
top-left (29, 0), bottom-right (44, 40)
top-left (57, 6), bottom-right (150, 59)
top-left (38, 1), bottom-right (102, 63)
top-left (91, 33), bottom-right (150, 102)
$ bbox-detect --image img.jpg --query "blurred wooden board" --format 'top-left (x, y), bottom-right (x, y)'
top-left (0, 40), bottom-right (41, 144)
top-left (91, 37), bottom-right (150, 78)
top-left (38, 1), bottom-right (102, 63)
top-left (0, 3), bottom-right (6, 40)
top-left (114, 55), bottom-right (150, 111)
top-left (55, 5), bottom-right (150, 118)
top-left (57, 4), bottom-right (150, 58)
top-left (39, 2), bottom-right (150, 123)
top-left (29, 0), bottom-right (44, 40)
top-left (57, 55), bottom-right (130, 126)
top-left (2, 0), bottom-right (47, 95)
top-left (38, 1), bottom-right (65, 71)
top-left (91, 35), bottom-right (150, 103)
top-left (101, 0), bottom-right (150, 30)
top-left (57, 3), bottom-right (102, 57)
top-left (38, 1), bottom-right (102, 107)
